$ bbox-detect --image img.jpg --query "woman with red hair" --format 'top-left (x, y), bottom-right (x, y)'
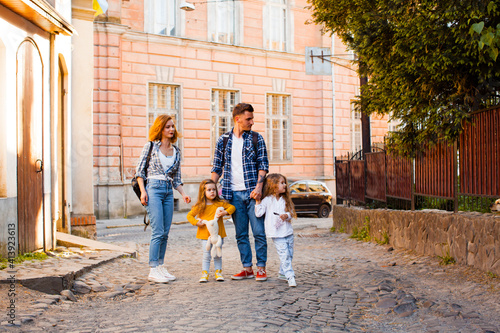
top-left (135, 115), bottom-right (191, 283)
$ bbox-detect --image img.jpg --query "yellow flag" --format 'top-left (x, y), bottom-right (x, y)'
top-left (93, 0), bottom-right (108, 16)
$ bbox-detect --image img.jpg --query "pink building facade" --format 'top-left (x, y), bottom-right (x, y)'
top-left (93, 0), bottom-right (391, 218)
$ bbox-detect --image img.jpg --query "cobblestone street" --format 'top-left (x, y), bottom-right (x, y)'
top-left (4, 216), bottom-right (500, 332)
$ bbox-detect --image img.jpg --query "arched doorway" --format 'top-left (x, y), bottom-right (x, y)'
top-left (16, 37), bottom-right (45, 253)
top-left (55, 54), bottom-right (69, 234)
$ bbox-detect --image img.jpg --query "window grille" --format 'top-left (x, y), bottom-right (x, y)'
top-left (266, 94), bottom-right (291, 161)
top-left (211, 89), bottom-right (240, 156)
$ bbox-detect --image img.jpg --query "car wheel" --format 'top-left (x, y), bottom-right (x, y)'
top-left (317, 204), bottom-right (331, 218)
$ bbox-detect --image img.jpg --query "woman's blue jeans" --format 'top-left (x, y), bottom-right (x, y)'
top-left (230, 190), bottom-right (267, 268)
top-left (145, 179), bottom-right (174, 267)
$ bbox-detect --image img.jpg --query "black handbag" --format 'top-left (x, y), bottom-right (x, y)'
top-left (131, 141), bottom-right (153, 202)
top-left (131, 141), bottom-right (153, 230)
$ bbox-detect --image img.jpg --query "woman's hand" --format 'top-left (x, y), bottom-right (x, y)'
top-left (140, 191), bottom-right (148, 206)
top-left (175, 185), bottom-right (191, 204)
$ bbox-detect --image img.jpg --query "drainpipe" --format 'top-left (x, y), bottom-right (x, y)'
top-left (331, 36), bottom-right (336, 177)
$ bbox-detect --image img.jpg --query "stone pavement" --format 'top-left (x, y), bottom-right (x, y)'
top-left (1, 214), bottom-right (499, 332)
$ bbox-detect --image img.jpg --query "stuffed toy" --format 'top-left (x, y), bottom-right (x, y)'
top-left (204, 206), bottom-right (225, 258)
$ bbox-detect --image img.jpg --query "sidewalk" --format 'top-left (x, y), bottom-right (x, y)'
top-left (0, 211), bottom-right (191, 295)
top-left (0, 218), bottom-right (143, 327)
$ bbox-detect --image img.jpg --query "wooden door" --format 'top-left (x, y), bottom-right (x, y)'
top-left (17, 38), bottom-right (44, 254)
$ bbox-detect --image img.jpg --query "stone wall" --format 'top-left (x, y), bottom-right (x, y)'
top-left (332, 205), bottom-right (500, 275)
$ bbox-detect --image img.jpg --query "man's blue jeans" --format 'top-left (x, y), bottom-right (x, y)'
top-left (230, 190), bottom-right (267, 268)
top-left (145, 179), bottom-right (174, 267)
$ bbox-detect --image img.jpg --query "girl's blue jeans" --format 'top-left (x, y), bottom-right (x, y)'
top-left (272, 234), bottom-right (295, 279)
top-left (145, 179), bottom-right (174, 267)
top-left (201, 238), bottom-right (224, 272)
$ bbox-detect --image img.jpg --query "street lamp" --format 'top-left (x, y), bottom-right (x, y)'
top-left (180, 2), bottom-right (195, 11)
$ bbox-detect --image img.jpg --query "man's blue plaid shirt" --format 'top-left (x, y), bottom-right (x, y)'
top-left (211, 130), bottom-right (269, 200)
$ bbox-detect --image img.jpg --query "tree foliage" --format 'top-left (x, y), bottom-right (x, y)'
top-left (308, 0), bottom-right (500, 155)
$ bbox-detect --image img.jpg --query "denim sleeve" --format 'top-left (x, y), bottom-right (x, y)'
top-left (135, 142), bottom-right (152, 179)
top-left (211, 136), bottom-right (224, 176)
top-left (256, 133), bottom-right (269, 172)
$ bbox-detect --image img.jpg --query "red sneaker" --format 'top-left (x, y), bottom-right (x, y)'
top-left (231, 269), bottom-right (254, 280)
top-left (255, 268), bottom-right (267, 281)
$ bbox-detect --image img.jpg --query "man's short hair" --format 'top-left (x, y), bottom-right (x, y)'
top-left (233, 103), bottom-right (254, 119)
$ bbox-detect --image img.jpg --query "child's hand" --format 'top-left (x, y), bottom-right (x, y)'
top-left (196, 220), bottom-right (206, 227)
top-left (279, 214), bottom-right (288, 221)
top-left (215, 209), bottom-right (227, 219)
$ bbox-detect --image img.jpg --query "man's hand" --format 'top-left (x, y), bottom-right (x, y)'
top-left (250, 187), bottom-right (262, 201)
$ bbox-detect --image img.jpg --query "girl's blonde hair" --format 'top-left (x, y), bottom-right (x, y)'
top-left (148, 115), bottom-right (180, 142)
top-left (192, 179), bottom-right (223, 215)
top-left (262, 173), bottom-right (296, 218)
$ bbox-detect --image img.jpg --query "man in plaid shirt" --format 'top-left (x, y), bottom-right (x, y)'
top-left (211, 103), bottom-right (270, 281)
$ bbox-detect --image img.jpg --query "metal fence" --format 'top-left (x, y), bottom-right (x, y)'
top-left (335, 106), bottom-right (500, 212)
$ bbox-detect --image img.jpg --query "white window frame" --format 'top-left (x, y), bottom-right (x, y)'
top-left (263, 0), bottom-right (293, 52)
top-left (210, 89), bottom-right (240, 157)
top-left (147, 82), bottom-right (182, 148)
top-left (145, 0), bottom-right (183, 36)
top-left (207, 0), bottom-right (242, 45)
top-left (350, 100), bottom-right (362, 154)
top-left (266, 93), bottom-right (292, 162)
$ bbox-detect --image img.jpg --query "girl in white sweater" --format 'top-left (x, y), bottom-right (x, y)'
top-left (255, 173), bottom-right (297, 287)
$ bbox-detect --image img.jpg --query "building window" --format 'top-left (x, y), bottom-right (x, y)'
top-left (266, 94), bottom-right (291, 161)
top-left (148, 83), bottom-right (180, 132)
top-left (388, 112), bottom-right (401, 132)
top-left (211, 89), bottom-right (240, 154)
top-left (264, 0), bottom-right (289, 52)
top-left (208, 0), bottom-right (238, 44)
top-left (146, 0), bottom-right (179, 36)
top-left (350, 101), bottom-right (362, 154)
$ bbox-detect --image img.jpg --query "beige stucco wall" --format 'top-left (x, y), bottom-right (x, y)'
top-left (71, 1), bottom-right (95, 216)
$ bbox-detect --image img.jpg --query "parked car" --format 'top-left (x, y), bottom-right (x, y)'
top-left (288, 180), bottom-right (332, 218)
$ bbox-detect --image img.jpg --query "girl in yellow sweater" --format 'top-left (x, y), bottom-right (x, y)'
top-left (187, 179), bottom-right (235, 282)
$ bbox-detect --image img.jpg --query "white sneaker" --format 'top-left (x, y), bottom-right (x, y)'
top-left (288, 277), bottom-right (297, 287)
top-left (148, 267), bottom-right (169, 283)
top-left (158, 265), bottom-right (176, 281)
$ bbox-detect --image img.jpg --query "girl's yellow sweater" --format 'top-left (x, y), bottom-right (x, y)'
top-left (187, 201), bottom-right (235, 240)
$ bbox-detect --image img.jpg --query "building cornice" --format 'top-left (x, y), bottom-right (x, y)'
top-left (0, 0), bottom-right (75, 35)
top-left (94, 22), bottom-right (305, 62)
top-left (72, 0), bottom-right (94, 22)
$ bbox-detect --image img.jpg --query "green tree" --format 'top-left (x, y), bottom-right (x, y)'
top-left (308, 0), bottom-right (500, 155)
top-left (471, 2), bottom-right (500, 61)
